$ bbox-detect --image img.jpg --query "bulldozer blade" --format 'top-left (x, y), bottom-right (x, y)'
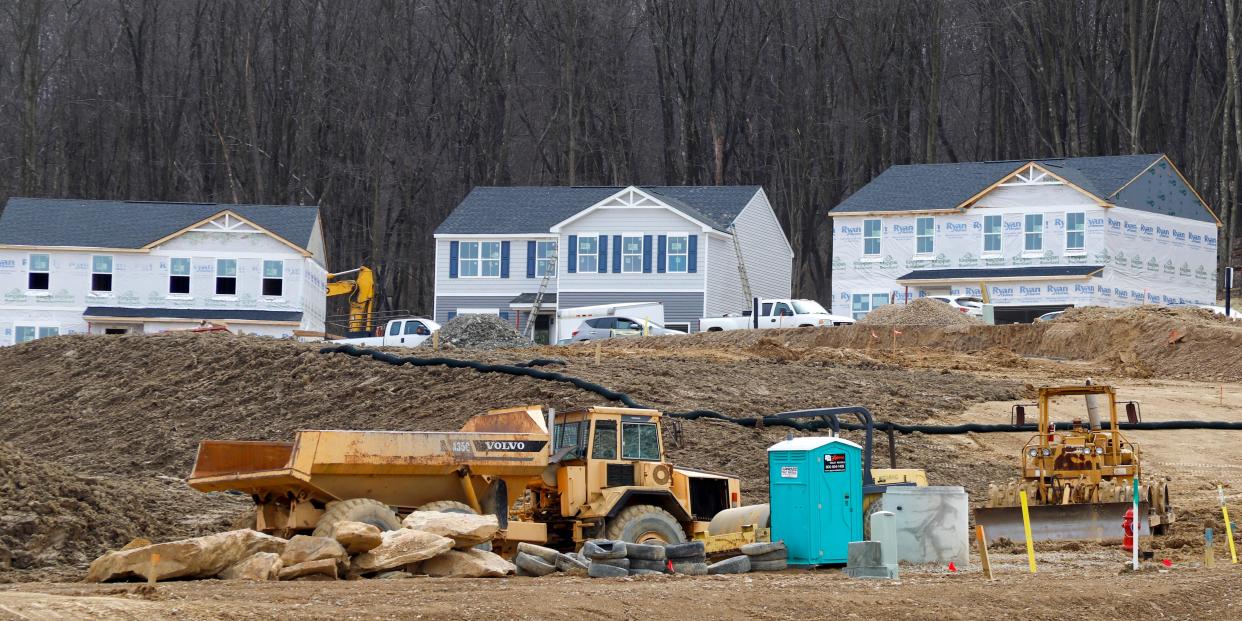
top-left (975, 502), bottom-right (1150, 544)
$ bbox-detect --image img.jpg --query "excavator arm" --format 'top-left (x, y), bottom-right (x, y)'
top-left (327, 267), bottom-right (375, 336)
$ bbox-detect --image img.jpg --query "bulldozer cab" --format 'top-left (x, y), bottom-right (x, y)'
top-left (1021, 385), bottom-right (1141, 492)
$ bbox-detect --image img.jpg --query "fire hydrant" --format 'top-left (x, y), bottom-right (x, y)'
top-left (1122, 508), bottom-right (1135, 551)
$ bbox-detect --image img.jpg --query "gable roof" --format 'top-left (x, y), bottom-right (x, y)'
top-left (435, 186), bottom-right (762, 235)
top-left (0, 198), bottom-right (320, 250)
top-left (829, 154), bottom-right (1217, 223)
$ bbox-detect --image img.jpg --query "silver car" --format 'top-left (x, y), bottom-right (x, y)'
top-left (569, 316), bottom-right (685, 342)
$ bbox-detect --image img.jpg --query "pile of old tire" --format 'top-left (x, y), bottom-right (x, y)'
top-left (663, 540), bottom-right (707, 576)
top-left (582, 540), bottom-right (631, 577)
top-left (624, 542), bottom-right (669, 576)
top-left (740, 541), bottom-right (787, 571)
top-left (513, 542), bottom-right (588, 577)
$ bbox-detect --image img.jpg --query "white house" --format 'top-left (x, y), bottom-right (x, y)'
top-left (828, 154), bottom-right (1220, 322)
top-left (0, 198), bottom-right (328, 343)
top-left (433, 185), bottom-right (793, 340)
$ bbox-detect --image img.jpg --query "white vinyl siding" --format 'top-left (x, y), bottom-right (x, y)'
top-left (559, 207), bottom-right (704, 292)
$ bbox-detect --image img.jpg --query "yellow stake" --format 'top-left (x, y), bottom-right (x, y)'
top-left (1221, 485), bottom-right (1238, 564)
top-left (1019, 490), bottom-right (1037, 573)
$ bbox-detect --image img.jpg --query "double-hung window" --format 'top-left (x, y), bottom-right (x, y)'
top-left (28, 254), bottom-right (49, 290)
top-left (169, 258), bottom-right (191, 294)
top-left (262, 260), bottom-right (284, 296)
top-left (915, 217), bottom-right (935, 255)
top-left (459, 241), bottom-right (501, 278)
top-left (91, 256), bottom-right (113, 293)
top-left (851, 293), bottom-right (890, 321)
top-left (1024, 214), bottom-right (1043, 252)
top-left (1066, 212), bottom-right (1085, 253)
top-left (15, 326), bottom-right (58, 344)
top-left (667, 235), bottom-right (688, 272)
top-left (535, 241), bottom-right (556, 277)
top-left (621, 421), bottom-right (660, 461)
top-left (216, 259), bottom-right (237, 295)
top-left (863, 219), bottom-right (881, 257)
top-left (577, 236), bottom-right (597, 273)
top-left (621, 235), bottom-right (642, 273)
top-left (983, 215), bottom-right (1002, 254)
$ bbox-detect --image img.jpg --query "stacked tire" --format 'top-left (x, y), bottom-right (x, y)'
top-left (663, 541), bottom-right (707, 576)
top-left (582, 540), bottom-right (630, 577)
top-left (740, 541), bottom-right (787, 572)
top-left (624, 542), bottom-right (668, 576)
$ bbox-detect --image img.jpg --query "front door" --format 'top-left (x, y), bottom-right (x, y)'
top-left (819, 451), bottom-right (855, 562)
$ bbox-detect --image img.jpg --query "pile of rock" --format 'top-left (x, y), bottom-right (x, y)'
top-left (858, 298), bottom-right (981, 326)
top-left (421, 314), bottom-right (533, 350)
top-left (86, 510), bottom-right (515, 583)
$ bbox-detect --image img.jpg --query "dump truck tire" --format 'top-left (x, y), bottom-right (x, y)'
top-left (629, 558), bottom-right (670, 572)
top-left (582, 540), bottom-right (628, 560)
top-left (311, 498), bottom-right (400, 538)
top-left (747, 549), bottom-right (788, 563)
top-left (517, 542), bottom-right (561, 564)
top-left (671, 561), bottom-right (707, 575)
top-left (604, 505), bottom-right (685, 545)
top-left (708, 555), bottom-right (751, 575)
top-left (625, 542), bottom-right (667, 561)
top-left (515, 552), bottom-right (557, 577)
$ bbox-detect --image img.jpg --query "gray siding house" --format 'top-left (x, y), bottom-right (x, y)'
top-left (433, 185), bottom-right (792, 339)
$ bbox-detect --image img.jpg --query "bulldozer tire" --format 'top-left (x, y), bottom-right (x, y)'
top-left (604, 505), bottom-right (686, 545)
top-left (311, 498), bottom-right (400, 538)
top-left (417, 500), bottom-right (493, 551)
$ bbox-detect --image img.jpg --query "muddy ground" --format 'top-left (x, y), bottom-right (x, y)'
top-left (1, 308), bottom-right (1240, 618)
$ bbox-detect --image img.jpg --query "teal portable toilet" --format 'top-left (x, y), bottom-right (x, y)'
top-left (767, 437), bottom-right (863, 565)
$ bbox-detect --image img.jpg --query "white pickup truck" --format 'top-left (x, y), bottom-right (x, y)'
top-left (699, 298), bottom-right (854, 332)
top-left (332, 317), bottom-right (441, 348)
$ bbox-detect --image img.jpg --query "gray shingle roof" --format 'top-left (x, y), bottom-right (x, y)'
top-left (830, 154), bottom-right (1216, 223)
top-left (0, 198), bottom-right (320, 250)
top-left (435, 186), bottom-right (762, 235)
top-left (83, 306), bottom-right (303, 322)
top-left (896, 265), bottom-right (1104, 281)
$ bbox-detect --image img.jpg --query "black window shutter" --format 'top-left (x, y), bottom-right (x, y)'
top-left (567, 235), bottom-right (577, 273)
top-left (449, 241), bottom-right (459, 278)
top-left (526, 241), bottom-right (536, 278)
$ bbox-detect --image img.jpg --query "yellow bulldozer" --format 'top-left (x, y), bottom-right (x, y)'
top-left (188, 405), bottom-right (741, 550)
top-left (974, 383), bottom-right (1173, 543)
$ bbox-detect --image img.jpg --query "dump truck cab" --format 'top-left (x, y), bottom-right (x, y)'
top-left (524, 406), bottom-right (741, 546)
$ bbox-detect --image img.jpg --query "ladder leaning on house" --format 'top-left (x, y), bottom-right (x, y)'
top-left (523, 249), bottom-right (557, 341)
top-left (727, 223), bottom-right (754, 308)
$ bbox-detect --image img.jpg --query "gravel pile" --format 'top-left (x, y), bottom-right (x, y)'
top-left (423, 314), bottom-right (533, 350)
top-left (858, 298), bottom-right (982, 326)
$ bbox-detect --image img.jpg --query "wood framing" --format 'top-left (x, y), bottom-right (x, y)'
top-left (142, 209), bottom-right (312, 257)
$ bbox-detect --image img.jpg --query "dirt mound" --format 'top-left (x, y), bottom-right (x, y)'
top-left (424, 314), bottom-right (533, 350)
top-left (0, 441), bottom-right (244, 577)
top-left (859, 298), bottom-right (982, 326)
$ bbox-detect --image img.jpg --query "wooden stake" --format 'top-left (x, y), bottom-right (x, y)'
top-left (147, 553), bottom-right (160, 584)
top-left (433, 330), bottom-right (440, 352)
top-left (594, 341), bottom-right (601, 365)
top-left (975, 525), bottom-right (993, 580)
top-left (1019, 490), bottom-right (1036, 574)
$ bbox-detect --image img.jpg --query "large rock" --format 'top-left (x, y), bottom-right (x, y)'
top-left (421, 549), bottom-right (515, 578)
top-left (86, 530), bottom-right (287, 583)
top-left (401, 511), bottom-right (499, 549)
top-left (220, 552), bottom-right (283, 581)
top-left (350, 529), bottom-right (453, 575)
top-left (332, 521), bottom-right (383, 554)
top-left (278, 558), bottom-right (338, 581)
top-left (280, 535), bottom-right (348, 567)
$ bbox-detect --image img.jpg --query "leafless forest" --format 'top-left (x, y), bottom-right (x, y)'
top-left (2, 0), bottom-right (1241, 313)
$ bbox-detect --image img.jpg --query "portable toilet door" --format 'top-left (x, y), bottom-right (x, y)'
top-left (768, 436), bottom-right (863, 565)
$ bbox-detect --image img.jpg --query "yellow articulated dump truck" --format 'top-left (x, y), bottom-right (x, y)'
top-left (188, 405), bottom-right (742, 550)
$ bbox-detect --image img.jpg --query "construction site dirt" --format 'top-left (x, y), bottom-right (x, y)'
top-left (1, 306), bottom-right (1240, 619)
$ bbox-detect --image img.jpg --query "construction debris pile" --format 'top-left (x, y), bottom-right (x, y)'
top-left (858, 299), bottom-right (982, 327)
top-left (421, 314), bottom-right (533, 350)
top-left (87, 511), bottom-right (516, 583)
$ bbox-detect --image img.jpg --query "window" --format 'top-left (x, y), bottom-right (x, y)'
top-left (91, 256), bottom-right (113, 292)
top-left (621, 236), bottom-right (642, 273)
top-left (851, 293), bottom-right (890, 321)
top-left (621, 421), bottom-right (660, 461)
top-left (1024, 214), bottom-right (1043, 252)
top-left (983, 215), bottom-right (1002, 254)
top-left (667, 235), bottom-right (689, 272)
top-left (577, 236), bottom-right (597, 273)
top-left (15, 326), bottom-right (57, 344)
top-left (262, 260), bottom-right (284, 296)
top-left (592, 420), bottom-right (617, 459)
top-left (773, 302), bottom-right (794, 317)
top-left (761, 302), bottom-right (773, 316)
top-left (404, 320), bottom-right (429, 336)
top-left (535, 241), bottom-right (557, 277)
top-left (863, 219), bottom-right (881, 257)
top-left (216, 259), bottom-right (237, 295)
top-left (1066, 212), bottom-right (1085, 252)
top-left (916, 217), bottom-right (935, 255)
top-left (28, 254), bottom-right (49, 290)
top-left (459, 241), bottom-right (501, 278)
top-left (553, 421), bottom-right (587, 458)
top-left (169, 258), bottom-right (191, 294)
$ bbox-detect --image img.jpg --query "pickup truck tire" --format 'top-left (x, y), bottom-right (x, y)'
top-left (418, 500), bottom-right (492, 551)
top-left (604, 505), bottom-right (686, 545)
top-left (311, 498), bottom-right (400, 537)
